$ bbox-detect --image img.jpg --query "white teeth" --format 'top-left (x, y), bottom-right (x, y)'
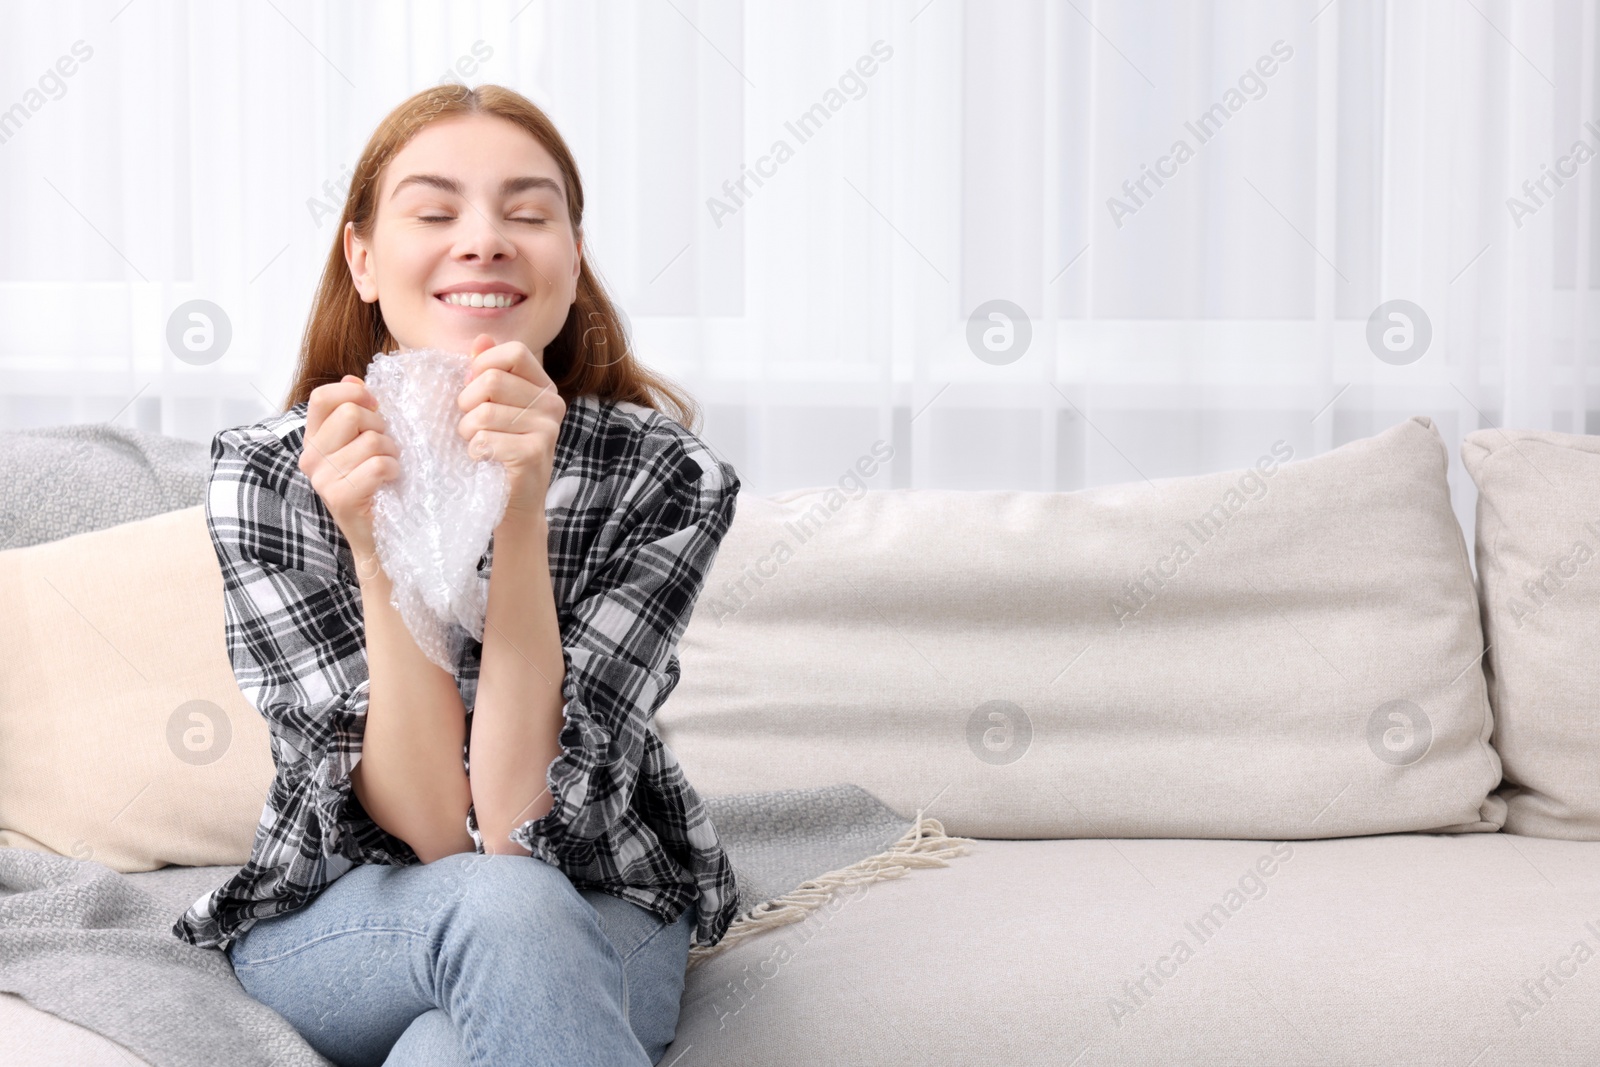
top-left (439, 292), bottom-right (520, 308)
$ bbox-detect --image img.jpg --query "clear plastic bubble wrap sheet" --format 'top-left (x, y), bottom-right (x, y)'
top-left (364, 347), bottom-right (510, 673)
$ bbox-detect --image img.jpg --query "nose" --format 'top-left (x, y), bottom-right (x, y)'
top-left (452, 203), bottom-right (518, 262)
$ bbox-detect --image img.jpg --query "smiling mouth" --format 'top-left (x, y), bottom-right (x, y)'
top-left (434, 292), bottom-right (527, 309)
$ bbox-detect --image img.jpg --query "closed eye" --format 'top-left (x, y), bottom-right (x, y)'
top-left (418, 216), bottom-right (547, 224)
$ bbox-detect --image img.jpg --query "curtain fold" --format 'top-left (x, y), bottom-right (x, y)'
top-left (0, 0), bottom-right (1594, 555)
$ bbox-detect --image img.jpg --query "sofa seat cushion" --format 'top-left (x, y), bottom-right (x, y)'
top-left (0, 992), bottom-right (140, 1067)
top-left (667, 834), bottom-right (1600, 1066)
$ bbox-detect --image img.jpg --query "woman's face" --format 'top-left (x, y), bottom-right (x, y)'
top-left (345, 112), bottom-right (581, 363)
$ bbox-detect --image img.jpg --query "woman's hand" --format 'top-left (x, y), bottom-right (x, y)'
top-left (299, 375), bottom-right (400, 573)
top-left (457, 332), bottom-right (567, 518)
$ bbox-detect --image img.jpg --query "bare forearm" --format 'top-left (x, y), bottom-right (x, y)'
top-left (469, 512), bottom-right (566, 855)
top-left (354, 554), bottom-right (476, 863)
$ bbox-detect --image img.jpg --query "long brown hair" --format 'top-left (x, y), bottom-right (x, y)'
top-left (282, 83), bottom-right (700, 431)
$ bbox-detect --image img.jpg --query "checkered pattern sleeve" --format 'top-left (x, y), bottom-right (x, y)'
top-left (171, 420), bottom-right (417, 949)
top-left (464, 446), bottom-right (737, 852)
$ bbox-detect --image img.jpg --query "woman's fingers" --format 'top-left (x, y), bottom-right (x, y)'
top-left (304, 419), bottom-right (399, 517)
top-left (325, 399), bottom-right (387, 455)
top-left (345, 452), bottom-right (401, 502)
top-left (296, 374), bottom-right (400, 553)
top-left (307, 447), bottom-right (399, 532)
top-left (306, 377), bottom-right (378, 443)
top-left (466, 427), bottom-right (510, 462)
top-left (304, 384), bottom-right (387, 475)
top-left (327, 426), bottom-right (398, 477)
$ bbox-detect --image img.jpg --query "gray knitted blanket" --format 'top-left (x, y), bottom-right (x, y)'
top-left (0, 420), bottom-right (214, 551)
top-left (0, 785), bottom-right (969, 1067)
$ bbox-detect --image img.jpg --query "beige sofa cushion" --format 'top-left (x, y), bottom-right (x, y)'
top-left (666, 834), bottom-right (1600, 1065)
top-left (662, 415), bottom-right (1505, 840)
top-left (0, 505), bottom-right (272, 870)
top-left (1463, 426), bottom-right (1600, 839)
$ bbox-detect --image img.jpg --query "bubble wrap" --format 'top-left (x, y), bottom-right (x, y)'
top-left (364, 347), bottom-right (510, 673)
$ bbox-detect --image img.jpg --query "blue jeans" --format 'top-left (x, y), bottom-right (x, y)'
top-left (225, 852), bottom-right (694, 1066)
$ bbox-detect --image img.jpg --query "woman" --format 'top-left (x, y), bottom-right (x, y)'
top-left (170, 83), bottom-right (741, 1067)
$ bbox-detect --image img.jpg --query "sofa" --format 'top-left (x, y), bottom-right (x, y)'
top-left (3, 413), bottom-right (1599, 1066)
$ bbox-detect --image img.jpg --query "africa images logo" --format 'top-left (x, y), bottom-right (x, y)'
top-left (1109, 440), bottom-right (1295, 629)
top-left (1106, 40), bottom-right (1294, 229)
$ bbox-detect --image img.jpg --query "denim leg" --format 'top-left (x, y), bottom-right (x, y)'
top-left (379, 895), bottom-right (695, 1067)
top-left (578, 889), bottom-right (695, 1065)
top-left (227, 852), bottom-right (658, 1067)
top-left (384, 1008), bottom-right (464, 1066)
top-left (229, 861), bottom-right (443, 1067)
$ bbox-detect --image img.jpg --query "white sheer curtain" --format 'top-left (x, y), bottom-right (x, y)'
top-left (1, 0), bottom-right (1595, 552)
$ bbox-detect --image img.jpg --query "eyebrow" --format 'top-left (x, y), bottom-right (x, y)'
top-left (389, 173), bottom-right (564, 201)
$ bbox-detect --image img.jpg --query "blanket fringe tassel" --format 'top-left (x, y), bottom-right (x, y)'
top-left (687, 810), bottom-right (976, 969)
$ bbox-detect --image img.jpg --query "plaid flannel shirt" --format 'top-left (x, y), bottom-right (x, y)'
top-left (171, 393), bottom-right (741, 953)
